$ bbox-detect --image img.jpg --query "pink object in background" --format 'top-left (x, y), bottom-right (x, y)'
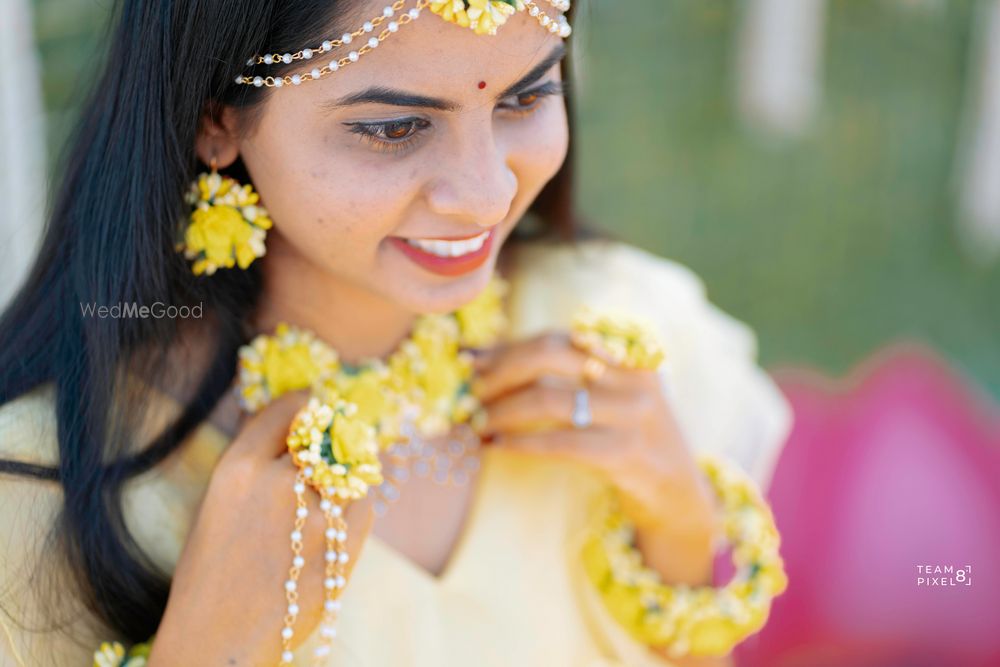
top-left (735, 343), bottom-right (1000, 667)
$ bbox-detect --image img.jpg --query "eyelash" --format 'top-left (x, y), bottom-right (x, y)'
top-left (498, 81), bottom-right (566, 116)
top-left (346, 81), bottom-right (566, 154)
top-left (348, 117), bottom-right (431, 154)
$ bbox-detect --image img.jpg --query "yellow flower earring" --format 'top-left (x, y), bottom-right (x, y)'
top-left (177, 158), bottom-right (273, 276)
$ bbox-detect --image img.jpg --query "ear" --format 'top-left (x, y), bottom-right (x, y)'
top-left (195, 104), bottom-right (241, 169)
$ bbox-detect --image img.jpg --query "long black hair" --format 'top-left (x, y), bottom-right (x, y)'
top-left (0, 0), bottom-right (579, 648)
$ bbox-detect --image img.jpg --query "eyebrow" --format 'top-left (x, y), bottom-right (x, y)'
top-left (324, 87), bottom-right (459, 112)
top-left (497, 43), bottom-right (567, 99)
top-left (321, 44), bottom-right (567, 112)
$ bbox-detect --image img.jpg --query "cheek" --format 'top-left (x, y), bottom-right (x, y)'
top-left (507, 103), bottom-right (570, 197)
top-left (241, 124), bottom-right (420, 260)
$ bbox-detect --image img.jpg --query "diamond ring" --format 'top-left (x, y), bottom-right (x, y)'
top-left (571, 388), bottom-right (592, 429)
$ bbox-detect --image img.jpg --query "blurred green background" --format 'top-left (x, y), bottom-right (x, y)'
top-left (31, 0), bottom-right (1000, 398)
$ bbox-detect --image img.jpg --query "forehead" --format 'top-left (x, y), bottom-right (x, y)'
top-left (276, 1), bottom-right (565, 102)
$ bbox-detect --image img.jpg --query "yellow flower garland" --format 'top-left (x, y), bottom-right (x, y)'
top-left (581, 454), bottom-right (789, 658)
top-left (237, 275), bottom-right (509, 459)
top-left (237, 324), bottom-right (340, 413)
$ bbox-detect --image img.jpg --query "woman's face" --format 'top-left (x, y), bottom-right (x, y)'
top-left (219, 2), bottom-right (569, 314)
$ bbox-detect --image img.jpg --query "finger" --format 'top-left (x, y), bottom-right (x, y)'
top-left (490, 428), bottom-right (612, 468)
top-left (226, 390), bottom-right (311, 460)
top-left (472, 332), bottom-right (633, 402)
top-left (478, 384), bottom-right (638, 434)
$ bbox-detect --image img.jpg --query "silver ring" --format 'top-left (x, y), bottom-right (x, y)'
top-left (571, 388), bottom-right (592, 429)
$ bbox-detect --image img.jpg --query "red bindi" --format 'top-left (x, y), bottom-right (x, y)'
top-left (478, 81), bottom-right (487, 90)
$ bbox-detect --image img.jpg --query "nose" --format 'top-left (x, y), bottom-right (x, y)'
top-left (425, 122), bottom-right (518, 229)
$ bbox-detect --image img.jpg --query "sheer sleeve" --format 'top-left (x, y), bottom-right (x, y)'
top-left (506, 238), bottom-right (793, 488)
top-left (0, 387), bottom-right (113, 665)
top-left (506, 239), bottom-right (793, 665)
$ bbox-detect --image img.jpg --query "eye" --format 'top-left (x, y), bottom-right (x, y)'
top-left (498, 81), bottom-right (566, 116)
top-left (346, 117), bottom-right (432, 153)
top-left (382, 120), bottom-right (421, 140)
top-left (514, 91), bottom-right (540, 108)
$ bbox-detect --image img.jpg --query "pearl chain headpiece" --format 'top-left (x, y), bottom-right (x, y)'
top-left (234, 0), bottom-right (572, 89)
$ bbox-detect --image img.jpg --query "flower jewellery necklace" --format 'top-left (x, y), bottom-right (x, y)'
top-left (235, 276), bottom-right (509, 664)
top-left (234, 272), bottom-right (671, 664)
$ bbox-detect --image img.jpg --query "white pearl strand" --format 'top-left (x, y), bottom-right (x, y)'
top-left (278, 424), bottom-right (479, 663)
top-left (234, 1), bottom-right (427, 89)
top-left (234, 0), bottom-right (573, 89)
top-left (373, 422), bottom-right (482, 517)
top-left (525, 0), bottom-right (574, 38)
top-left (280, 469), bottom-right (349, 665)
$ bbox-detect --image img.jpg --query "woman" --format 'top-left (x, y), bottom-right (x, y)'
top-left (0, 0), bottom-right (791, 665)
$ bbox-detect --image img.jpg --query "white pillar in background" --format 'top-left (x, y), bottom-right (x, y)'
top-left (0, 0), bottom-right (47, 308)
top-left (736, 0), bottom-right (828, 137)
top-left (955, 0), bottom-right (1000, 265)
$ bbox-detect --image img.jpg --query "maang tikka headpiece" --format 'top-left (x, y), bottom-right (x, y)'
top-left (234, 0), bottom-right (572, 89)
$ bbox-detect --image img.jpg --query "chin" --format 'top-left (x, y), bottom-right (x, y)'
top-left (388, 258), bottom-right (498, 315)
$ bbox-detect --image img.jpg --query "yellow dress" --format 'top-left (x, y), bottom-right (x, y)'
top-left (0, 239), bottom-right (792, 666)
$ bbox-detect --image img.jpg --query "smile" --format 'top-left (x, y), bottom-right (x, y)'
top-left (390, 229), bottom-right (496, 277)
top-left (403, 230), bottom-right (491, 257)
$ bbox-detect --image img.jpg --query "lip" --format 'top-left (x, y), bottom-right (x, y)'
top-left (413, 231), bottom-right (487, 241)
top-left (389, 228), bottom-right (496, 277)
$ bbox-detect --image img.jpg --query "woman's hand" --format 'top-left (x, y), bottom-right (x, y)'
top-left (471, 331), bottom-right (720, 587)
top-left (148, 392), bottom-right (373, 667)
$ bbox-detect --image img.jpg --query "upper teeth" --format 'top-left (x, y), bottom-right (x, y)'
top-left (405, 230), bottom-right (490, 257)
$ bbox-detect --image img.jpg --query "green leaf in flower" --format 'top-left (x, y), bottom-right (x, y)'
top-left (466, 0), bottom-right (519, 7)
top-left (320, 430), bottom-right (334, 464)
top-left (340, 362), bottom-right (362, 376)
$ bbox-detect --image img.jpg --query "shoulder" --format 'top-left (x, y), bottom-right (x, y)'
top-left (504, 239), bottom-right (754, 355)
top-left (506, 236), bottom-right (702, 282)
top-left (506, 238), bottom-right (730, 339)
top-left (0, 385), bottom-right (59, 467)
top-left (506, 238), bottom-right (793, 488)
top-left (0, 386), bottom-right (64, 590)
top-left (506, 236), bottom-right (703, 287)
top-left (0, 389), bottom-right (106, 665)
top-left (0, 387), bottom-right (155, 663)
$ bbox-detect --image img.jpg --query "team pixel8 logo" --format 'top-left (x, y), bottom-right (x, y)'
top-left (916, 565), bottom-right (972, 587)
